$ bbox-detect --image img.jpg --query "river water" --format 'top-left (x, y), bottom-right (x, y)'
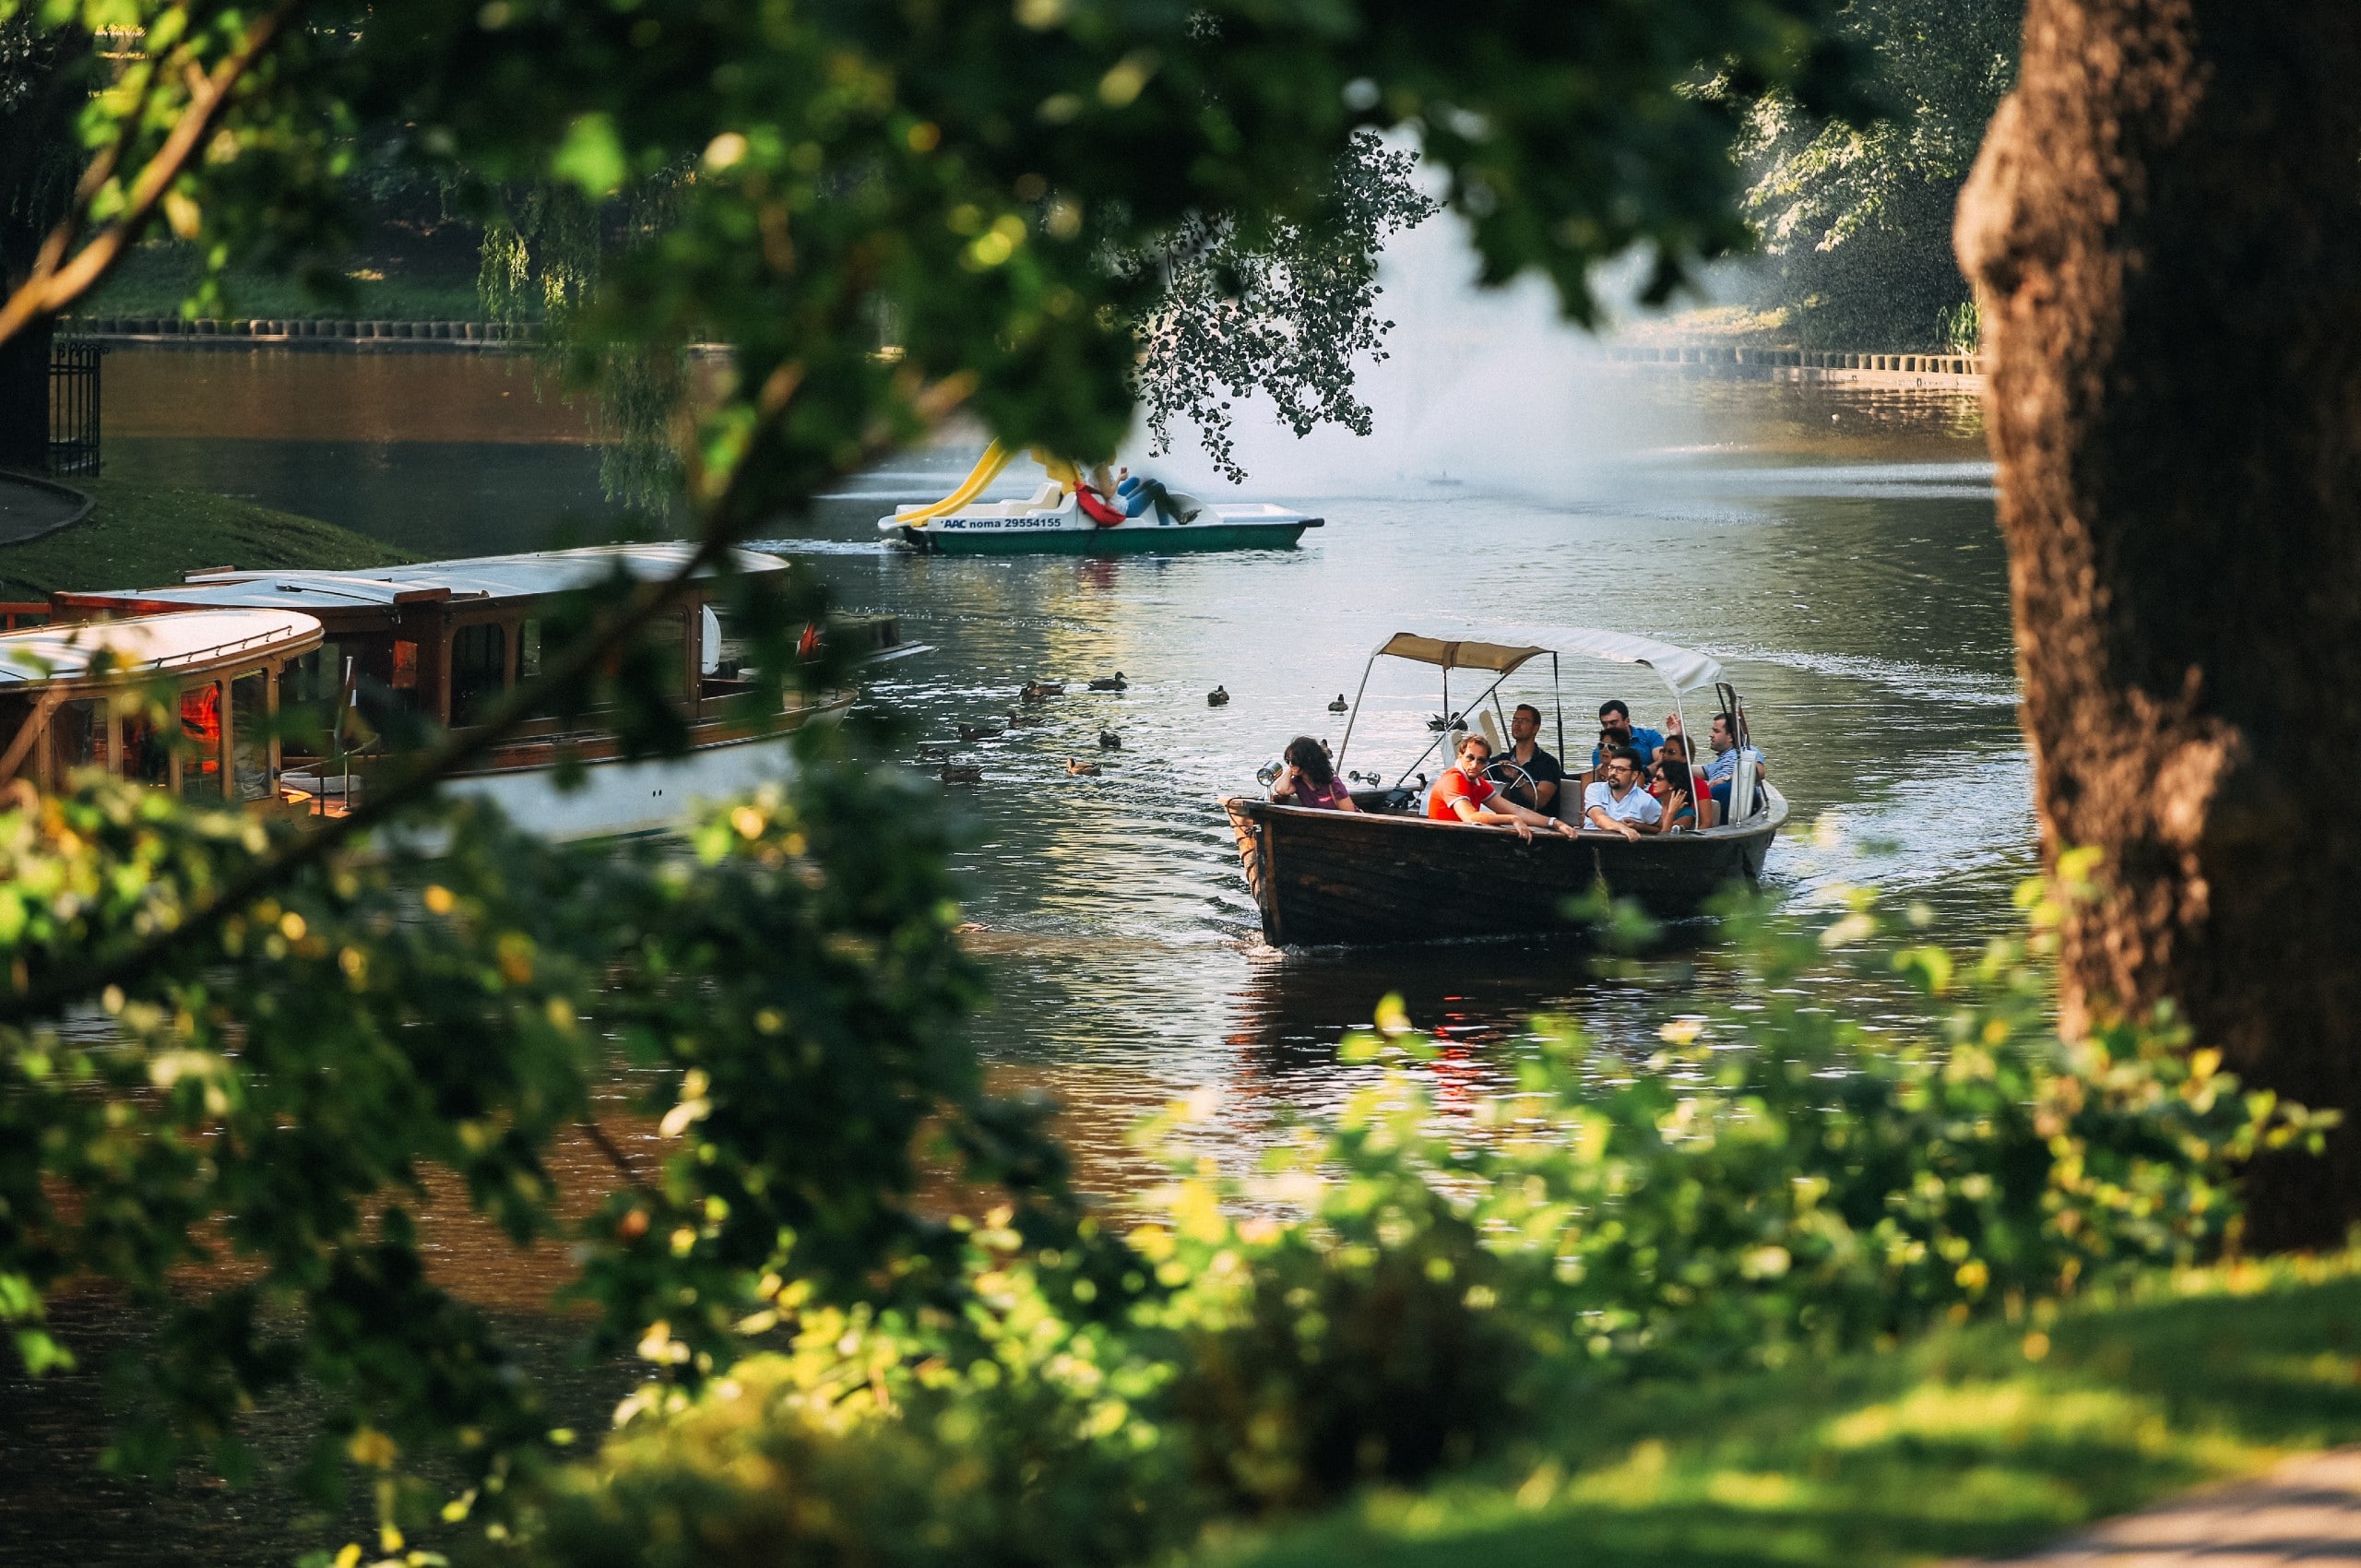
top-left (0, 329), bottom-right (2033, 1563)
top-left (99, 343), bottom-right (2025, 1179)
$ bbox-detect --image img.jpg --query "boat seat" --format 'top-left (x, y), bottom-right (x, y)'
top-left (1026, 481), bottom-right (1064, 510)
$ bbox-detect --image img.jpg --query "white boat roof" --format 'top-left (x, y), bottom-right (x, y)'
top-left (65, 543), bottom-right (790, 612)
top-left (0, 609), bottom-right (323, 687)
top-left (1376, 627), bottom-right (1726, 695)
top-left (1541, 627), bottom-right (1726, 695)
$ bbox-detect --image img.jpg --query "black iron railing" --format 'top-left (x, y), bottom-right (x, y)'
top-left (48, 339), bottom-right (101, 477)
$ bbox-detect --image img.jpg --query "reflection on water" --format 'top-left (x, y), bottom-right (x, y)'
top-left (0, 346), bottom-right (2036, 1563)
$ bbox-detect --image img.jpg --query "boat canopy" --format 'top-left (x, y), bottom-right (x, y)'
top-left (58, 543), bottom-right (790, 613)
top-left (1373, 635), bottom-right (1552, 674)
top-left (0, 609), bottom-right (322, 688)
top-left (1536, 628), bottom-right (1725, 696)
top-left (1373, 628), bottom-right (1723, 695)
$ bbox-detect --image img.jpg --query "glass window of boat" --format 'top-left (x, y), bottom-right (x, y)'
top-left (180, 682), bottom-right (223, 799)
top-left (231, 673), bottom-right (269, 801)
top-left (451, 622), bottom-right (506, 720)
top-left (391, 639), bottom-right (420, 692)
top-left (121, 704), bottom-right (170, 788)
top-left (52, 699), bottom-right (105, 776)
top-left (0, 694), bottom-right (34, 780)
top-left (519, 619), bottom-right (541, 679)
top-left (645, 608), bottom-right (689, 697)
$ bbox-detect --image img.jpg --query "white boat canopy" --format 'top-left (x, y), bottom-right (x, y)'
top-left (0, 609), bottom-right (323, 689)
top-left (1537, 627), bottom-right (1725, 696)
top-left (1373, 628), bottom-right (1723, 696)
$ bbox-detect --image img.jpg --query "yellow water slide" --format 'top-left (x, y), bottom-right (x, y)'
top-left (896, 441), bottom-right (1015, 527)
top-left (896, 443), bottom-right (1086, 527)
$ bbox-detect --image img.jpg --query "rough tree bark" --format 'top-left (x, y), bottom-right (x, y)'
top-left (1956, 1), bottom-right (2361, 1247)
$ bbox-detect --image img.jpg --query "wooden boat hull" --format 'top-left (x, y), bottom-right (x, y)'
top-left (438, 696), bottom-right (852, 840)
top-left (1221, 790), bottom-right (1786, 947)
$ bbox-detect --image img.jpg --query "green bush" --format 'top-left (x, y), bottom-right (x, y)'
top-left (520, 885), bottom-right (2328, 1568)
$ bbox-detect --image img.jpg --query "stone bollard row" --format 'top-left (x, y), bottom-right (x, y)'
top-left (63, 315), bottom-right (543, 344)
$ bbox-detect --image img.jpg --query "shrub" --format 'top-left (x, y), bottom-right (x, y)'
top-left (521, 887), bottom-right (2328, 1568)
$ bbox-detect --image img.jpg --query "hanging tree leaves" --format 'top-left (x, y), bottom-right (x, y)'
top-left (1125, 131), bottom-right (1435, 483)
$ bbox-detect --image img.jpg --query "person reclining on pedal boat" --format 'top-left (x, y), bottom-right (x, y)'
top-left (1584, 747), bottom-right (1664, 841)
top-left (1430, 731), bottom-right (1576, 842)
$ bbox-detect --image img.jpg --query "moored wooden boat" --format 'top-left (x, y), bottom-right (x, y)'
top-left (1225, 628), bottom-right (1784, 946)
top-left (51, 545), bottom-right (880, 838)
top-left (0, 608), bottom-right (324, 800)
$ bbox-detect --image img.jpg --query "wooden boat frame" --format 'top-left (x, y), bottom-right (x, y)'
top-left (0, 608), bottom-right (324, 801)
top-left (51, 547), bottom-right (888, 826)
top-left (1223, 628), bottom-right (1784, 947)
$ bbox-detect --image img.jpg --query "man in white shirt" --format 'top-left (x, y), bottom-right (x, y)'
top-left (1583, 747), bottom-right (1663, 840)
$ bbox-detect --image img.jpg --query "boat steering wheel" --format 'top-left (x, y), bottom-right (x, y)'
top-left (1485, 759), bottom-right (1541, 812)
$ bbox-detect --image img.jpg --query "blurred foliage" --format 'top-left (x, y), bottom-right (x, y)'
top-left (1738, 0), bottom-right (2020, 348)
top-left (0, 2), bottom-right (1942, 1562)
top-left (510, 886), bottom-right (2323, 1568)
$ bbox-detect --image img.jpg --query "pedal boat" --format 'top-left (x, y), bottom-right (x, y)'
top-left (877, 442), bottom-right (1321, 555)
top-left (1221, 630), bottom-right (1786, 947)
top-left (50, 545), bottom-right (889, 839)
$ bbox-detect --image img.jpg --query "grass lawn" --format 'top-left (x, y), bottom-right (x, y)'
top-left (0, 476), bottom-right (414, 600)
top-left (77, 241), bottom-right (498, 324)
top-left (1208, 1253), bottom-right (2361, 1568)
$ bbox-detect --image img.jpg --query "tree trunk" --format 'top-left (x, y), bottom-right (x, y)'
top-left (1956, 1), bottom-right (2361, 1247)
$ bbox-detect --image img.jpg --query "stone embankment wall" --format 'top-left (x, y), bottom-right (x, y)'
top-left (62, 315), bottom-right (540, 347)
top-left (1604, 344), bottom-right (1986, 387)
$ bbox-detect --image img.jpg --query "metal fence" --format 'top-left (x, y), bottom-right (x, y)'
top-left (48, 338), bottom-right (101, 476)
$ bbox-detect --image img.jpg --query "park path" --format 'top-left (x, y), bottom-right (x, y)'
top-left (1976, 1448), bottom-right (2361, 1565)
top-left (0, 471), bottom-right (88, 544)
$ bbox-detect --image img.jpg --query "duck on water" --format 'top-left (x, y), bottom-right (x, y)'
top-left (1221, 630), bottom-right (1785, 947)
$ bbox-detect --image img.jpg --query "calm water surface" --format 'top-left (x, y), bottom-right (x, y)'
top-left (0, 347), bottom-right (2032, 1563)
top-left (101, 347), bottom-right (2027, 1175)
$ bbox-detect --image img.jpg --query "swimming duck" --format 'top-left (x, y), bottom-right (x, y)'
top-left (956, 721), bottom-right (1003, 742)
top-left (1207, 685), bottom-right (1229, 707)
top-left (1328, 694), bottom-right (1348, 712)
top-left (1087, 671), bottom-right (1128, 692)
top-left (1019, 680), bottom-right (1064, 703)
top-left (1098, 730), bottom-right (1122, 751)
top-left (1065, 757), bottom-right (1102, 777)
top-left (940, 763), bottom-right (984, 784)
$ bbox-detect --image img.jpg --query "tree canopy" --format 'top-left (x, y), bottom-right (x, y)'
top-left (0, 0), bottom-right (1902, 1559)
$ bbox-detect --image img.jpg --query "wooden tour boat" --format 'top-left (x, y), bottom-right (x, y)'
top-left (52, 544), bottom-right (875, 839)
top-left (1223, 630), bottom-right (1786, 947)
top-left (0, 608), bottom-right (324, 801)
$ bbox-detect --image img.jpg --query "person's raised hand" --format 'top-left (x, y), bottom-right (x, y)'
top-left (1664, 713), bottom-right (1682, 734)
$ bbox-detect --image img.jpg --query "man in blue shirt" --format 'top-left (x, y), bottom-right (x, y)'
top-left (1699, 709), bottom-right (1767, 819)
top-left (1591, 699), bottom-right (1665, 770)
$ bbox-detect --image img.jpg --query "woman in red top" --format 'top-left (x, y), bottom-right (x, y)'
top-left (1271, 736), bottom-right (1358, 811)
top-left (1430, 733), bottom-right (1577, 841)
